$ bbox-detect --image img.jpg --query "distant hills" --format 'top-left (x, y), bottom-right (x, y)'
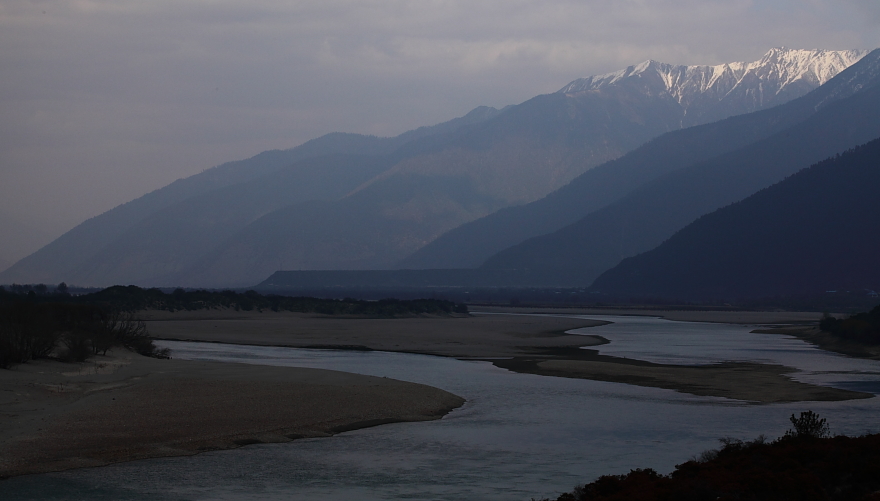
top-left (0, 48), bottom-right (871, 288)
top-left (589, 137), bottom-right (880, 301)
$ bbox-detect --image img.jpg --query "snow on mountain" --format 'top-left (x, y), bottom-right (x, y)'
top-left (559, 48), bottom-right (869, 120)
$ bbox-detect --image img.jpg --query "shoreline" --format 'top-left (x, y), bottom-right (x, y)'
top-left (486, 346), bottom-right (871, 404)
top-left (753, 325), bottom-right (880, 361)
top-left (6, 307), bottom-right (872, 479)
top-left (146, 309), bottom-right (873, 404)
top-left (470, 305), bottom-right (826, 325)
top-left (0, 351), bottom-right (464, 479)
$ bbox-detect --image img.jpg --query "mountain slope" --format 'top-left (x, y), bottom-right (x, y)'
top-left (480, 58), bottom-right (880, 285)
top-left (561, 47), bottom-right (867, 127)
top-left (590, 137), bottom-right (880, 300)
top-left (184, 48), bottom-right (854, 288)
top-left (66, 155), bottom-right (395, 286)
top-left (400, 48), bottom-right (878, 270)
top-left (0, 107), bottom-right (503, 285)
top-left (3, 49), bottom-right (867, 287)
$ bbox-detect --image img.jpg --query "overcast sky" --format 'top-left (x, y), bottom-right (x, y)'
top-left (2, 0), bottom-right (879, 269)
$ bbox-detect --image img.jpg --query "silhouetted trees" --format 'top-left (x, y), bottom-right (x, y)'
top-left (820, 304), bottom-right (880, 344)
top-left (0, 284), bottom-right (467, 368)
top-left (0, 299), bottom-right (169, 369)
top-left (70, 285), bottom-right (468, 316)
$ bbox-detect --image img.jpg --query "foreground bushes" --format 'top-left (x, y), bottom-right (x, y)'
top-left (543, 412), bottom-right (880, 501)
top-left (0, 302), bottom-right (168, 369)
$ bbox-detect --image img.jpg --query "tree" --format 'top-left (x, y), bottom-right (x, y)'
top-left (786, 410), bottom-right (830, 439)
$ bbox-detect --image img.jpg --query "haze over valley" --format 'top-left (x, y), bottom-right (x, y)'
top-left (5, 3), bottom-right (880, 500)
top-left (4, 47), bottom-right (879, 300)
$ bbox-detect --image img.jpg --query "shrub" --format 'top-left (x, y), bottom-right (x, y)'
top-left (785, 410), bottom-right (830, 439)
top-left (0, 303), bottom-right (65, 368)
top-left (0, 302), bottom-right (170, 368)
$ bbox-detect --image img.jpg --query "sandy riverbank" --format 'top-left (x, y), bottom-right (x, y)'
top-left (754, 325), bottom-right (880, 361)
top-left (144, 309), bottom-right (872, 404)
top-left (491, 347), bottom-right (870, 404)
top-left (0, 350), bottom-right (464, 479)
top-left (472, 305), bottom-right (825, 324)
top-left (142, 309), bottom-right (611, 358)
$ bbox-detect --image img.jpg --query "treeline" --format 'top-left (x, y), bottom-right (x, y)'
top-left (77, 286), bottom-right (470, 316)
top-left (0, 284), bottom-right (468, 368)
top-left (0, 284), bottom-right (469, 316)
top-left (0, 284), bottom-right (467, 368)
top-left (0, 302), bottom-right (167, 369)
top-left (819, 304), bottom-right (880, 344)
top-left (542, 412), bottom-right (880, 501)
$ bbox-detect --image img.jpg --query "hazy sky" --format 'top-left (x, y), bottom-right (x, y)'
top-left (2, 0), bottom-right (879, 269)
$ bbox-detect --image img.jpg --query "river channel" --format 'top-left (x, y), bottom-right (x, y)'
top-left (5, 315), bottom-right (880, 500)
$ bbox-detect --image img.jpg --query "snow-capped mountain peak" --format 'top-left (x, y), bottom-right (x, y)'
top-left (558, 48), bottom-right (869, 119)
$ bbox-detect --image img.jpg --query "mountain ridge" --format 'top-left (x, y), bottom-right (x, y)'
top-left (479, 53), bottom-right (880, 285)
top-left (399, 48), bottom-right (880, 271)
top-left (560, 48), bottom-right (867, 117)
top-left (3, 48), bottom-right (872, 288)
top-left (589, 137), bottom-right (880, 300)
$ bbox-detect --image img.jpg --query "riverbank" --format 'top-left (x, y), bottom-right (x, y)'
top-left (142, 309), bottom-right (611, 358)
top-left (0, 350), bottom-right (464, 479)
top-left (472, 305), bottom-right (825, 324)
top-left (144, 309), bottom-right (873, 404)
top-left (489, 347), bottom-right (870, 404)
top-left (754, 325), bottom-right (880, 360)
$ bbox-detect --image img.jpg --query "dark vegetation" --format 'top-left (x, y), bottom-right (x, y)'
top-left (0, 286), bottom-right (167, 369)
top-left (69, 285), bottom-right (468, 316)
top-left (541, 412), bottom-right (880, 501)
top-left (0, 284), bottom-right (468, 369)
top-left (820, 305), bottom-right (880, 345)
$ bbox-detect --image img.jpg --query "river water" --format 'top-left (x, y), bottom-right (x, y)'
top-left (5, 315), bottom-right (880, 500)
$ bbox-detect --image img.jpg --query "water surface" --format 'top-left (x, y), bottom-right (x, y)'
top-left (5, 315), bottom-right (880, 500)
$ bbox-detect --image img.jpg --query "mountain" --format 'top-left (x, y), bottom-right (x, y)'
top-left (560, 47), bottom-right (867, 127)
top-left (400, 48), bottom-right (876, 270)
top-left (0, 107), bottom-right (503, 286)
top-left (1, 49), bottom-right (868, 287)
top-left (589, 137), bottom-right (880, 300)
top-left (479, 50), bottom-right (880, 285)
top-left (192, 48), bottom-right (868, 287)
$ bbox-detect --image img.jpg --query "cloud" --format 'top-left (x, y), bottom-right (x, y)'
top-left (1, 0), bottom-right (879, 264)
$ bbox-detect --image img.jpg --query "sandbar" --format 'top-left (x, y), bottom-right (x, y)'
top-left (143, 309), bottom-right (872, 404)
top-left (472, 305), bottom-right (824, 324)
top-left (0, 350), bottom-right (463, 478)
top-left (143, 309), bottom-right (610, 358)
top-left (491, 347), bottom-right (870, 404)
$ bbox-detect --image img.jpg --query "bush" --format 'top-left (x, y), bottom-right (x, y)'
top-left (820, 304), bottom-right (880, 344)
top-left (0, 302), bottom-right (169, 368)
top-left (0, 303), bottom-right (65, 368)
top-left (785, 410), bottom-right (830, 439)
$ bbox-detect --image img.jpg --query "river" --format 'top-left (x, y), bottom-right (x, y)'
top-left (5, 315), bottom-right (880, 500)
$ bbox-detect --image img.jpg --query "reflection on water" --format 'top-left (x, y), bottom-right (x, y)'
top-left (5, 315), bottom-right (880, 501)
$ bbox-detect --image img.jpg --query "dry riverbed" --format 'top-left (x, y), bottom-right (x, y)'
top-left (0, 351), bottom-right (463, 478)
top-left (146, 309), bottom-right (872, 404)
